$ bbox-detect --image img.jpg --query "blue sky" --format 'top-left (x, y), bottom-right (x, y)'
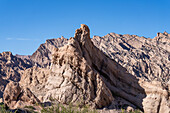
top-left (0, 0), bottom-right (170, 55)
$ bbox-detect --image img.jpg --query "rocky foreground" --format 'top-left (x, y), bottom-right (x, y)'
top-left (0, 24), bottom-right (169, 113)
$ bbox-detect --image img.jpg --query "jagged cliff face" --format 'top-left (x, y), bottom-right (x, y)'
top-left (10, 25), bottom-right (169, 113)
top-left (26, 31), bottom-right (170, 84)
top-left (30, 37), bottom-right (68, 68)
top-left (0, 52), bottom-right (32, 98)
top-left (92, 32), bottom-right (170, 83)
top-left (20, 25), bottom-right (115, 108)
top-left (0, 25), bottom-right (169, 112)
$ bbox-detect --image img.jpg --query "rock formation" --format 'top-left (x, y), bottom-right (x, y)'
top-left (30, 37), bottom-right (68, 68)
top-left (0, 77), bottom-right (8, 98)
top-left (23, 31), bottom-right (170, 84)
top-left (1, 25), bottom-right (169, 113)
top-left (0, 52), bottom-right (32, 98)
top-left (11, 24), bottom-right (169, 112)
top-left (3, 81), bottom-right (40, 109)
top-left (92, 32), bottom-right (170, 83)
top-left (15, 54), bottom-right (31, 60)
top-left (20, 24), bottom-right (115, 108)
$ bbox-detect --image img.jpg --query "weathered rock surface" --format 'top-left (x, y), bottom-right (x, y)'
top-left (0, 77), bottom-right (8, 98)
top-left (30, 36), bottom-right (68, 68)
top-left (0, 52), bottom-right (32, 98)
top-left (20, 25), bottom-right (114, 108)
top-left (0, 98), bottom-right (2, 103)
top-left (3, 81), bottom-right (40, 109)
top-left (92, 32), bottom-right (170, 83)
top-left (15, 54), bottom-right (31, 60)
top-left (17, 25), bottom-right (169, 113)
top-left (140, 80), bottom-right (169, 113)
top-left (1, 25), bottom-right (170, 113)
top-left (0, 52), bottom-right (32, 81)
top-left (26, 31), bottom-right (170, 84)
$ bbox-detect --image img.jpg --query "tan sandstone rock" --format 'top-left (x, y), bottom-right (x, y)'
top-left (92, 32), bottom-right (170, 83)
top-left (0, 51), bottom-right (32, 98)
top-left (0, 98), bottom-right (2, 103)
top-left (30, 37), bottom-right (68, 68)
top-left (3, 81), bottom-right (40, 109)
top-left (3, 25), bottom-right (170, 113)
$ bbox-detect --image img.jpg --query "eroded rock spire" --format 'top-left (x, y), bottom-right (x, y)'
top-left (2, 25), bottom-right (170, 113)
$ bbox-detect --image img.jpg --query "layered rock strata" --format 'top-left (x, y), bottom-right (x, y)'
top-left (92, 32), bottom-right (170, 83)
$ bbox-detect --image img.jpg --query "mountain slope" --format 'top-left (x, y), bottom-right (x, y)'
top-left (92, 32), bottom-right (170, 83)
top-left (0, 25), bottom-right (169, 113)
top-left (29, 31), bottom-right (170, 84)
top-left (12, 24), bottom-right (169, 113)
top-left (30, 36), bottom-right (68, 68)
top-left (0, 52), bottom-right (32, 98)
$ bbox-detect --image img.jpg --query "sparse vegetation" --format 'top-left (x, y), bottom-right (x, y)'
top-left (0, 101), bottom-right (143, 113)
top-left (121, 108), bottom-right (142, 113)
top-left (24, 105), bottom-right (35, 110)
top-left (41, 103), bottom-right (97, 113)
top-left (131, 110), bottom-right (142, 113)
top-left (0, 103), bottom-right (11, 113)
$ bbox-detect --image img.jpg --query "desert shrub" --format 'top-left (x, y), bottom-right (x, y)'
top-left (0, 103), bottom-right (12, 113)
top-left (41, 103), bottom-right (97, 113)
top-left (121, 108), bottom-right (142, 113)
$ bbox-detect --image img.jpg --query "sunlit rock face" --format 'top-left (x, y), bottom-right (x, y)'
top-left (92, 32), bottom-right (170, 83)
top-left (1, 25), bottom-right (169, 113)
top-left (0, 51), bottom-right (32, 98)
top-left (20, 24), bottom-right (115, 108)
top-left (3, 81), bottom-right (40, 109)
top-left (30, 37), bottom-right (68, 68)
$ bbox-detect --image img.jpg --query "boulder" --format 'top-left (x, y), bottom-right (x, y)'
top-left (3, 81), bottom-right (40, 109)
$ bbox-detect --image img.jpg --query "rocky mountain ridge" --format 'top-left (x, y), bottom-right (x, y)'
top-left (0, 52), bottom-right (32, 98)
top-left (15, 54), bottom-right (31, 60)
top-left (92, 32), bottom-right (170, 83)
top-left (26, 31), bottom-right (170, 83)
top-left (0, 25), bottom-right (169, 113)
top-left (30, 36), bottom-right (68, 68)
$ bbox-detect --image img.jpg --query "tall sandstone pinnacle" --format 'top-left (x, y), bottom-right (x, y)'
top-left (3, 24), bottom-right (170, 113)
top-left (19, 24), bottom-right (115, 108)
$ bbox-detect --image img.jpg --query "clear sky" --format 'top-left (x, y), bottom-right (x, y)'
top-left (0, 0), bottom-right (170, 55)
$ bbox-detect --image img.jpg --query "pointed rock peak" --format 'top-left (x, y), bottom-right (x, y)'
top-left (74, 24), bottom-right (91, 44)
top-left (157, 31), bottom-right (169, 37)
top-left (2, 51), bottom-right (12, 55)
top-left (157, 32), bottom-right (162, 37)
top-left (163, 31), bottom-right (168, 36)
top-left (61, 36), bottom-right (65, 39)
top-left (0, 51), bottom-right (13, 58)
